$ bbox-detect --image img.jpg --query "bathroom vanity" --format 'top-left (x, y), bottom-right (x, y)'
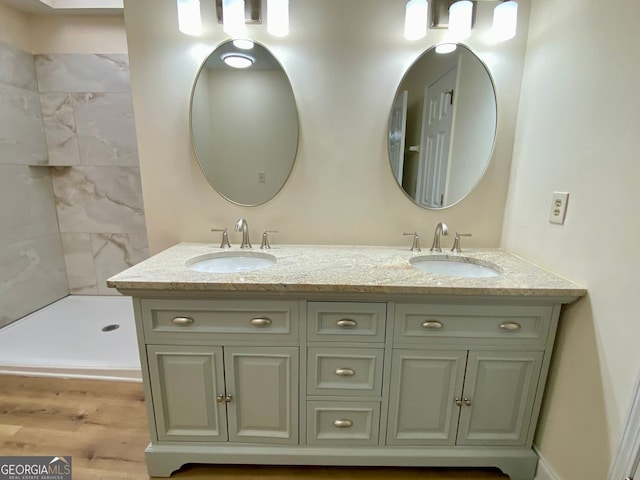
top-left (107, 243), bottom-right (585, 479)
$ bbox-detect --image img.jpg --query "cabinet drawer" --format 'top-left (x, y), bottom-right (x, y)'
top-left (307, 302), bottom-right (386, 342)
top-left (142, 299), bottom-right (299, 342)
top-left (308, 347), bottom-right (384, 396)
top-left (307, 401), bottom-right (380, 446)
top-left (394, 303), bottom-right (552, 348)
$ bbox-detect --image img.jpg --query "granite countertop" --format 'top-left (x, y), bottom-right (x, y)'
top-left (106, 243), bottom-right (586, 299)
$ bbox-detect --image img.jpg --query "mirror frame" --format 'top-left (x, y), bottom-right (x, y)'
top-left (189, 39), bottom-right (300, 207)
top-left (388, 42), bottom-right (498, 210)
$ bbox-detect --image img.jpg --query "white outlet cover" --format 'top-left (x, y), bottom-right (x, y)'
top-left (549, 192), bottom-right (569, 225)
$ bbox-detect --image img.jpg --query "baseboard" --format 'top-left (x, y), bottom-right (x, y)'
top-left (533, 448), bottom-right (560, 480)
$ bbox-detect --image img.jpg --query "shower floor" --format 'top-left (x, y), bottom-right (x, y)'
top-left (0, 295), bottom-right (141, 381)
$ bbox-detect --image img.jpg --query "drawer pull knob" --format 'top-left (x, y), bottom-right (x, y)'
top-left (499, 321), bottom-right (522, 331)
top-left (336, 319), bottom-right (358, 328)
top-left (250, 317), bottom-right (272, 327)
top-left (421, 320), bottom-right (443, 329)
top-left (172, 316), bottom-right (194, 326)
top-left (335, 368), bottom-right (355, 377)
top-left (455, 397), bottom-right (463, 407)
top-left (464, 397), bottom-right (472, 406)
top-left (216, 394), bottom-right (224, 403)
top-left (225, 394), bottom-right (233, 403)
top-left (333, 419), bottom-right (353, 428)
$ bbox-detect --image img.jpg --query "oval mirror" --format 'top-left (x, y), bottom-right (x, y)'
top-left (190, 40), bottom-right (299, 206)
top-left (388, 43), bottom-right (497, 209)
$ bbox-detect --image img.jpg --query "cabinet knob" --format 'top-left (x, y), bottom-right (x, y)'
top-left (250, 317), bottom-right (272, 327)
top-left (333, 419), bottom-right (353, 428)
top-left (225, 394), bottom-right (233, 403)
top-left (335, 368), bottom-right (356, 377)
top-left (171, 316), bottom-right (194, 326)
top-left (336, 319), bottom-right (358, 328)
top-left (421, 320), bottom-right (443, 329)
top-left (499, 321), bottom-right (521, 331)
top-left (455, 397), bottom-right (463, 407)
top-left (216, 394), bottom-right (224, 403)
top-left (464, 397), bottom-right (472, 406)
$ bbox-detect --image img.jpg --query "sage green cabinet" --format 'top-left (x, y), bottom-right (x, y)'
top-left (386, 349), bottom-right (467, 445)
top-left (147, 344), bottom-right (298, 445)
top-left (457, 350), bottom-right (543, 446)
top-left (386, 348), bottom-right (544, 447)
top-left (147, 345), bottom-right (227, 442)
top-left (130, 296), bottom-right (567, 480)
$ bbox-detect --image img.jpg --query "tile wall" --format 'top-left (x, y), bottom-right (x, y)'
top-left (35, 53), bottom-right (149, 295)
top-left (0, 42), bottom-right (67, 328)
top-left (0, 43), bottom-right (149, 328)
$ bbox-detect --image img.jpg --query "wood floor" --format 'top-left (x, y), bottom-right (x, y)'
top-left (0, 375), bottom-right (508, 480)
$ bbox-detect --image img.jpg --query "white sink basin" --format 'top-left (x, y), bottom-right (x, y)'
top-left (410, 256), bottom-right (501, 278)
top-left (186, 251), bottom-right (276, 274)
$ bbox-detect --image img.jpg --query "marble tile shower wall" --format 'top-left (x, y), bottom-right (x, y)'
top-left (0, 41), bottom-right (67, 328)
top-left (34, 53), bottom-right (150, 295)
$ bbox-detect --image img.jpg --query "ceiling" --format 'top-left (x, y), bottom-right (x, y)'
top-left (0, 0), bottom-right (123, 15)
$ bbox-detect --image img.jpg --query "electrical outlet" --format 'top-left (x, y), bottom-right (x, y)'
top-left (258, 171), bottom-right (266, 184)
top-left (549, 192), bottom-right (569, 225)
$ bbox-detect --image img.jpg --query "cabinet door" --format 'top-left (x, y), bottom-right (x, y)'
top-left (386, 349), bottom-right (466, 445)
top-left (457, 350), bottom-right (543, 446)
top-left (147, 345), bottom-right (227, 442)
top-left (224, 346), bottom-right (299, 445)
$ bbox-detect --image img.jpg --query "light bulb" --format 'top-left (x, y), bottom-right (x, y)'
top-left (223, 0), bottom-right (246, 37)
top-left (267, 0), bottom-right (289, 37)
top-left (177, 0), bottom-right (202, 36)
top-left (404, 0), bottom-right (428, 41)
top-left (435, 43), bottom-right (457, 54)
top-left (492, 1), bottom-right (518, 41)
top-left (222, 53), bottom-right (255, 69)
top-left (448, 0), bottom-right (473, 41)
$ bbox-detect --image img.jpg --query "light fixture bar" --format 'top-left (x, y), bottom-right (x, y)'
top-left (492, 0), bottom-right (518, 41)
top-left (404, 0), bottom-right (429, 41)
top-left (177, 0), bottom-right (202, 36)
top-left (267, 0), bottom-right (289, 37)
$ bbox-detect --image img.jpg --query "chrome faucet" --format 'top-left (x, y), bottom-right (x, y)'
top-left (234, 218), bottom-right (252, 249)
top-left (430, 222), bottom-right (449, 252)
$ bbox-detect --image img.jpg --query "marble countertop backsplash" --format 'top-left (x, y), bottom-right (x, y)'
top-left (107, 243), bottom-right (586, 299)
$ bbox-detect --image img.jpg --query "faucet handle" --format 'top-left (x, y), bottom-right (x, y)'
top-left (451, 233), bottom-right (472, 253)
top-left (403, 232), bottom-right (421, 252)
top-left (260, 230), bottom-right (278, 250)
top-left (211, 228), bottom-right (231, 249)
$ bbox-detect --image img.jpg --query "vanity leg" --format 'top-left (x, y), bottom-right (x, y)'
top-left (145, 448), bottom-right (186, 477)
top-left (497, 457), bottom-right (538, 480)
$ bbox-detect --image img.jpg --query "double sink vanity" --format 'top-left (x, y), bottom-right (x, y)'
top-left (108, 241), bottom-right (585, 480)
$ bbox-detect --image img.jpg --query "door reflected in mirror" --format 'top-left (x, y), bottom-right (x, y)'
top-left (190, 40), bottom-right (299, 206)
top-left (389, 43), bottom-right (497, 209)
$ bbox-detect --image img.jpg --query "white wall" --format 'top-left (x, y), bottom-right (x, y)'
top-left (124, 0), bottom-right (531, 253)
top-left (30, 14), bottom-right (127, 54)
top-left (503, 0), bottom-right (640, 478)
top-left (0, 2), bottom-right (31, 51)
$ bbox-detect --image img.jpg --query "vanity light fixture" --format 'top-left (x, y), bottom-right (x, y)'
top-left (222, 52), bottom-right (255, 68)
top-left (267, 0), bottom-right (289, 37)
top-left (177, 0), bottom-right (202, 36)
top-left (404, 0), bottom-right (429, 41)
top-left (492, 0), bottom-right (518, 41)
top-left (448, 0), bottom-right (473, 41)
top-left (413, 0), bottom-right (518, 44)
top-left (222, 0), bottom-right (246, 36)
